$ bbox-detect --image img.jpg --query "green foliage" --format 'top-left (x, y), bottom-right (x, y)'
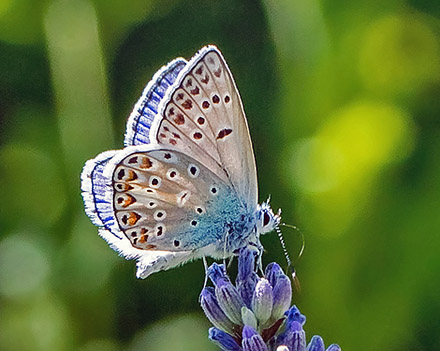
top-left (1, 0), bottom-right (439, 350)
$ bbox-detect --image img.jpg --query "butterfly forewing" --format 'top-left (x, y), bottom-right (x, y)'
top-left (153, 46), bottom-right (258, 208)
top-left (110, 147), bottom-right (244, 252)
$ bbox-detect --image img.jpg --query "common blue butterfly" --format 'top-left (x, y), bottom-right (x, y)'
top-left (81, 46), bottom-right (281, 278)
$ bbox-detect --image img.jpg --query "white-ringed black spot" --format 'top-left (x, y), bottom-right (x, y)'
top-left (156, 224), bottom-right (165, 236)
top-left (212, 94), bottom-right (220, 104)
top-left (193, 132), bottom-right (203, 140)
top-left (166, 168), bottom-right (179, 180)
top-left (174, 240), bottom-right (180, 247)
top-left (149, 176), bottom-right (161, 189)
top-left (117, 169), bottom-right (125, 180)
top-left (147, 201), bottom-right (157, 209)
top-left (210, 187), bottom-right (218, 195)
top-left (154, 210), bottom-right (166, 221)
top-left (188, 164), bottom-right (200, 178)
top-left (217, 128), bottom-right (233, 140)
top-left (196, 206), bottom-right (204, 214)
top-left (191, 220), bottom-right (198, 227)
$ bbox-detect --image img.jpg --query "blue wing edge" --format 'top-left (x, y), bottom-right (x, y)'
top-left (124, 57), bottom-right (187, 146)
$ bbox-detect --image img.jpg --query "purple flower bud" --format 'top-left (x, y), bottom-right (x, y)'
top-left (325, 344), bottom-right (341, 351)
top-left (277, 320), bottom-right (306, 351)
top-left (265, 262), bottom-right (284, 288)
top-left (238, 248), bottom-right (257, 280)
top-left (237, 273), bottom-right (259, 308)
top-left (216, 277), bottom-right (245, 325)
top-left (306, 336), bottom-right (325, 351)
top-left (285, 306), bottom-right (306, 326)
top-left (272, 275), bottom-right (292, 321)
top-left (251, 278), bottom-right (273, 325)
top-left (200, 287), bottom-right (236, 334)
top-left (242, 325), bottom-right (268, 351)
top-left (209, 327), bottom-right (242, 351)
top-left (208, 263), bottom-right (227, 286)
top-left (236, 249), bottom-right (258, 307)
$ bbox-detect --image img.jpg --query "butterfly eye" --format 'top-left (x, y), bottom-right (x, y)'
top-left (263, 212), bottom-right (271, 227)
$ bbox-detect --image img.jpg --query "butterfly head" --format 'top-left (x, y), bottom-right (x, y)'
top-left (257, 201), bottom-right (281, 235)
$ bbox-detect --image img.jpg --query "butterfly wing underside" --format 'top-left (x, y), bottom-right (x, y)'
top-left (152, 46), bottom-right (258, 208)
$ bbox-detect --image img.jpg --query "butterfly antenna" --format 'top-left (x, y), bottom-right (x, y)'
top-left (275, 225), bottom-right (292, 268)
top-left (278, 223), bottom-right (306, 293)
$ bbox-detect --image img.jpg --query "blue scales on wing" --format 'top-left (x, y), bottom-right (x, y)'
top-left (81, 150), bottom-right (123, 239)
top-left (124, 58), bottom-right (187, 146)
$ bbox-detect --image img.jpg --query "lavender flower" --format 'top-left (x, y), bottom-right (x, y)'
top-left (200, 248), bottom-right (341, 351)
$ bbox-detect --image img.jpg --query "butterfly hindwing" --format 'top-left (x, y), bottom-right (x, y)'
top-left (151, 46), bottom-right (258, 208)
top-left (125, 58), bottom-right (187, 146)
top-left (105, 146), bottom-right (249, 253)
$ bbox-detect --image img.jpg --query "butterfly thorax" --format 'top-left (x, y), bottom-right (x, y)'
top-left (213, 200), bottom-right (281, 257)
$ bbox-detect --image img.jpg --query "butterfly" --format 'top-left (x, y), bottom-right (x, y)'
top-left (81, 45), bottom-right (281, 278)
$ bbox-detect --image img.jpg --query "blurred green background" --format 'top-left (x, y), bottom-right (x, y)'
top-left (1, 0), bottom-right (439, 350)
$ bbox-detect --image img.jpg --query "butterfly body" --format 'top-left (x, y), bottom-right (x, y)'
top-left (81, 46), bottom-right (280, 278)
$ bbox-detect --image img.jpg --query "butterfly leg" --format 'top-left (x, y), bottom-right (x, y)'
top-left (202, 256), bottom-right (209, 288)
top-left (226, 256), bottom-right (235, 270)
top-left (222, 229), bottom-right (231, 273)
top-left (248, 241), bottom-right (265, 275)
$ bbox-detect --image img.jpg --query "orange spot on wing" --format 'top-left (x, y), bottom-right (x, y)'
top-left (128, 212), bottom-right (141, 226)
top-left (122, 194), bottom-right (136, 208)
top-left (127, 170), bottom-right (138, 181)
top-left (140, 157), bottom-right (153, 169)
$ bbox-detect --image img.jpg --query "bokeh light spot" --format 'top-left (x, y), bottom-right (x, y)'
top-left (128, 315), bottom-right (215, 351)
top-left (0, 234), bottom-right (50, 298)
top-left (0, 144), bottom-right (66, 227)
top-left (292, 100), bottom-right (415, 236)
top-left (359, 13), bottom-right (440, 97)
